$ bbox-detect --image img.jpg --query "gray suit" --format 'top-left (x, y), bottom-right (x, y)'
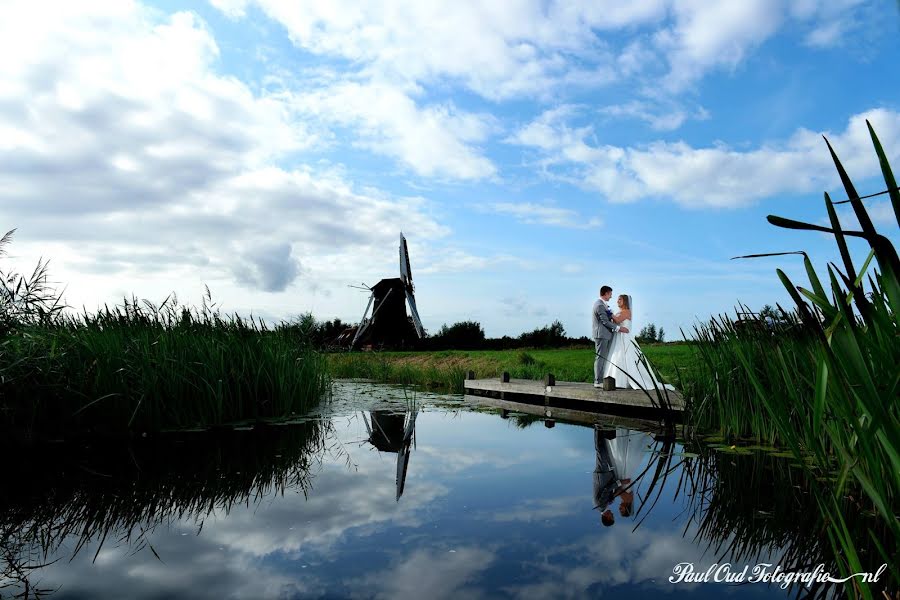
top-left (593, 427), bottom-right (620, 510)
top-left (592, 298), bottom-right (618, 384)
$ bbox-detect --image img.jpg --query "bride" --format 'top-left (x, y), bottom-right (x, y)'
top-left (601, 295), bottom-right (674, 391)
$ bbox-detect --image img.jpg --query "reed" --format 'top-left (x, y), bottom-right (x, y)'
top-left (682, 122), bottom-right (899, 594)
top-left (0, 246), bottom-right (330, 437)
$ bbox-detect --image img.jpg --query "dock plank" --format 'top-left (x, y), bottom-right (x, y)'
top-left (463, 378), bottom-right (683, 413)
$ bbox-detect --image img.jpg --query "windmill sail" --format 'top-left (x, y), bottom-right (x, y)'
top-left (350, 293), bottom-right (375, 348)
top-left (399, 232), bottom-right (413, 288)
top-left (399, 232), bottom-right (424, 338)
top-left (405, 289), bottom-right (424, 338)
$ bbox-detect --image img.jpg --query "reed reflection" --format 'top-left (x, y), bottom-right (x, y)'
top-left (0, 420), bottom-right (328, 598)
top-left (606, 423), bottom-right (898, 599)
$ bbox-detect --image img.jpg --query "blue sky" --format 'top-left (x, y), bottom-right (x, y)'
top-left (1, 1), bottom-right (898, 338)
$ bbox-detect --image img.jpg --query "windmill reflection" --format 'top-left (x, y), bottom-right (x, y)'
top-left (363, 409), bottom-right (418, 501)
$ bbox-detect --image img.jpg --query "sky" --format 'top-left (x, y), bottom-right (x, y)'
top-left (1, 0), bottom-right (898, 339)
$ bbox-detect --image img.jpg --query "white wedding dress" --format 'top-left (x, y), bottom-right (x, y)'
top-left (601, 301), bottom-right (674, 391)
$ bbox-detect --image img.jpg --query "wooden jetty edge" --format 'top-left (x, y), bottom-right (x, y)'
top-left (463, 374), bottom-right (683, 418)
top-left (465, 394), bottom-right (677, 434)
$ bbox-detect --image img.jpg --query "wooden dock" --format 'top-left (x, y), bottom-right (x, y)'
top-left (465, 394), bottom-right (677, 434)
top-left (463, 376), bottom-right (683, 417)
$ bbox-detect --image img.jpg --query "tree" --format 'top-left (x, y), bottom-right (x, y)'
top-left (518, 320), bottom-right (567, 348)
top-left (636, 323), bottom-right (664, 344)
top-left (433, 320), bottom-right (485, 349)
top-left (759, 304), bottom-right (778, 320)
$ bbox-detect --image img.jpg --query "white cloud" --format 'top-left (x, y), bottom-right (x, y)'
top-left (511, 107), bottom-right (900, 208)
top-left (481, 202), bottom-right (602, 229)
top-left (209, 0), bottom-right (870, 103)
top-left (791, 0), bottom-right (867, 48)
top-left (655, 0), bottom-right (785, 91)
top-left (0, 0), bottom-right (487, 309)
top-left (210, 0), bottom-right (642, 100)
top-left (294, 81), bottom-right (497, 180)
top-left (353, 547), bottom-right (495, 600)
top-left (599, 100), bottom-right (709, 132)
top-left (209, 0), bottom-right (249, 19)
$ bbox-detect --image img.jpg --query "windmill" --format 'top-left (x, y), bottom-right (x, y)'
top-left (349, 233), bottom-right (425, 349)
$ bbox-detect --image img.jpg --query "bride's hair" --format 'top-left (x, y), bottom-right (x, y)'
top-left (618, 294), bottom-right (630, 309)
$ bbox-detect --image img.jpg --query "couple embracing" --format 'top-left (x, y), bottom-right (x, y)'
top-left (591, 285), bottom-right (670, 391)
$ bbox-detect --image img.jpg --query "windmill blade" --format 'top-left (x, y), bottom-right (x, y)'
top-left (351, 293), bottom-right (375, 348)
top-left (399, 233), bottom-right (413, 289)
top-left (405, 289), bottom-right (425, 338)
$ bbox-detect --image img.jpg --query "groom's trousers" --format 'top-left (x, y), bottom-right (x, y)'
top-left (594, 337), bottom-right (611, 384)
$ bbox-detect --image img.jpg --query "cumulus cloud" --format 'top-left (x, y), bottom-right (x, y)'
top-left (211, 0), bottom-right (868, 103)
top-left (511, 107), bottom-right (900, 208)
top-left (208, 0), bottom-right (646, 100)
top-left (231, 241), bottom-right (301, 292)
top-left (0, 0), bottom-right (466, 305)
top-left (294, 81), bottom-right (497, 180)
top-left (655, 0), bottom-right (785, 92)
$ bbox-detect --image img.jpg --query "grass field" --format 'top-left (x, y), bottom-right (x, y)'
top-left (326, 343), bottom-right (696, 393)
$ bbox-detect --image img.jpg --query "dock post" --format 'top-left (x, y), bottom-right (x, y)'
top-left (543, 373), bottom-right (555, 386)
top-left (603, 376), bottom-right (615, 391)
top-left (501, 371), bottom-right (510, 383)
top-left (466, 370), bottom-right (475, 380)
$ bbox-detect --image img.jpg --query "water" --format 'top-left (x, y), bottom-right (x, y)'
top-left (0, 382), bottom-right (879, 599)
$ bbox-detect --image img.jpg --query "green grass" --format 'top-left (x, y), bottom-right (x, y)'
top-left (327, 343), bottom-right (695, 393)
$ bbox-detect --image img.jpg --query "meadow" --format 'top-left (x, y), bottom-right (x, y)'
top-left (326, 343), bottom-right (695, 393)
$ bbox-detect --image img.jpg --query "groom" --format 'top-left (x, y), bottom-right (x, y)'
top-left (592, 285), bottom-right (628, 388)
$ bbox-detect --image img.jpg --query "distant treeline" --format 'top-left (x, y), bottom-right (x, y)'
top-left (292, 315), bottom-right (667, 350)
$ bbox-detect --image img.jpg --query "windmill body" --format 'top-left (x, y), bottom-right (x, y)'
top-left (348, 233), bottom-right (425, 350)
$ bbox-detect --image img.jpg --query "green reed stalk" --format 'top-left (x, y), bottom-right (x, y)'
top-left (0, 289), bottom-right (330, 438)
top-left (682, 122), bottom-right (899, 595)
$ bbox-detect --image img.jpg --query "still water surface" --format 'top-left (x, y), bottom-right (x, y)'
top-left (2, 382), bottom-right (838, 599)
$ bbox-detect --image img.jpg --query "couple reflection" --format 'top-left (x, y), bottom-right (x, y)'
top-left (593, 426), bottom-right (653, 527)
top-left (364, 409), bottom-right (418, 501)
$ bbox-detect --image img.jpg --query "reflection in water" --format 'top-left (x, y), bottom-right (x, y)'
top-left (671, 443), bottom-right (897, 599)
top-left (0, 384), bottom-right (895, 599)
top-left (614, 425), bottom-right (897, 599)
top-left (364, 409), bottom-right (418, 500)
top-left (0, 420), bottom-right (328, 598)
top-left (592, 427), bottom-right (657, 526)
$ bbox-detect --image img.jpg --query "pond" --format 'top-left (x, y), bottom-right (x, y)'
top-left (0, 381), bottom-right (885, 599)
